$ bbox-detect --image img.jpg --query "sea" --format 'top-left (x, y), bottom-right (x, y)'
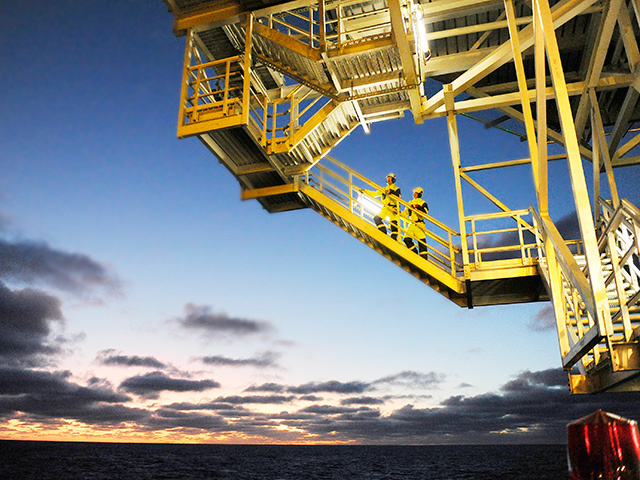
top-left (0, 441), bottom-right (570, 479)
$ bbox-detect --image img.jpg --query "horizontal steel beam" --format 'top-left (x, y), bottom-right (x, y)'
top-left (241, 183), bottom-right (299, 200)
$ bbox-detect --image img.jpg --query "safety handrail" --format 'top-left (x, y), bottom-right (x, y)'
top-left (531, 207), bottom-right (607, 370)
top-left (183, 55), bottom-right (244, 123)
top-left (254, 0), bottom-right (417, 52)
top-left (182, 32), bottom-right (335, 150)
top-left (595, 197), bottom-right (640, 342)
top-left (464, 209), bottom-right (539, 268)
top-left (302, 156), bottom-right (463, 277)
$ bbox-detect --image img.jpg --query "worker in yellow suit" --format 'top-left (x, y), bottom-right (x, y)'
top-left (403, 186), bottom-right (429, 259)
top-left (362, 173), bottom-right (401, 240)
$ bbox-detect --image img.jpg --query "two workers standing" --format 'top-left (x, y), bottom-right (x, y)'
top-left (360, 173), bottom-right (429, 260)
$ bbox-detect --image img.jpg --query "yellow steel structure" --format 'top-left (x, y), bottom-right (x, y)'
top-left (160, 0), bottom-right (640, 394)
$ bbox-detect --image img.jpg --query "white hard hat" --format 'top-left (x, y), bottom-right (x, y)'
top-left (387, 172), bottom-right (396, 180)
top-left (413, 187), bottom-right (424, 195)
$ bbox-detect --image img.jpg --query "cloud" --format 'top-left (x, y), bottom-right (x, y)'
top-left (147, 409), bottom-right (229, 430)
top-left (244, 382), bottom-right (286, 393)
top-left (288, 380), bottom-right (370, 395)
top-left (373, 371), bottom-right (444, 389)
top-left (163, 401), bottom-right (246, 412)
top-left (299, 395), bottom-right (323, 402)
top-left (97, 349), bottom-right (167, 369)
top-left (0, 367), bottom-right (146, 425)
top-left (340, 396), bottom-right (385, 405)
top-left (214, 395), bottom-right (296, 405)
top-left (200, 351), bottom-right (279, 368)
top-left (175, 304), bottom-right (274, 336)
top-left (119, 371), bottom-right (220, 399)
top-left (528, 304), bottom-right (556, 331)
top-left (0, 282), bottom-right (64, 366)
top-left (0, 238), bottom-right (120, 295)
top-left (299, 405), bottom-right (364, 415)
top-left (246, 375), bottom-right (441, 397)
top-left (500, 368), bottom-right (567, 392)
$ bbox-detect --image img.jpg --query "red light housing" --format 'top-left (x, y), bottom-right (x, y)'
top-left (568, 409), bottom-right (640, 480)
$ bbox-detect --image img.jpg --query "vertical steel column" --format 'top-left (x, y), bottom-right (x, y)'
top-left (534, 4), bottom-right (548, 215)
top-left (534, 0), bottom-right (612, 340)
top-left (388, 0), bottom-right (423, 124)
top-left (591, 110), bottom-right (601, 219)
top-left (242, 13), bottom-right (253, 125)
top-left (444, 84), bottom-right (470, 288)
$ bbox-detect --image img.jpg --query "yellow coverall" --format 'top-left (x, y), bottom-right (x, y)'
top-left (365, 184), bottom-right (401, 240)
top-left (403, 197), bottom-right (429, 259)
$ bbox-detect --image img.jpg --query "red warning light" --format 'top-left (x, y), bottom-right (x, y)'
top-left (568, 410), bottom-right (640, 480)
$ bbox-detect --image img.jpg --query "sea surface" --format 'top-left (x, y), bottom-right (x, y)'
top-left (0, 441), bottom-right (570, 480)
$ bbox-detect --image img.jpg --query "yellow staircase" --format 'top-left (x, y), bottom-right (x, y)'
top-left (298, 156), bottom-right (467, 305)
top-left (534, 199), bottom-right (640, 393)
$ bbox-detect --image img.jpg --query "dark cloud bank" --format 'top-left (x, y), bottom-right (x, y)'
top-left (2, 361), bottom-right (639, 443)
top-left (1, 214), bottom-right (639, 444)
top-left (0, 238), bottom-right (120, 296)
top-left (0, 231), bottom-right (121, 369)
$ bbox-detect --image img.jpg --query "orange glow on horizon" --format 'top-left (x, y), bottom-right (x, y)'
top-left (0, 420), bottom-right (356, 445)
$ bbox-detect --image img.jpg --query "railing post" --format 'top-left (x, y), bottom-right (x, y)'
top-left (338, 3), bottom-right (343, 45)
top-left (242, 13), bottom-right (253, 124)
top-left (309, 6), bottom-right (313, 46)
top-left (518, 214), bottom-right (526, 263)
top-left (178, 29), bottom-right (194, 133)
top-left (349, 171), bottom-right (354, 213)
top-left (319, 0), bottom-right (326, 51)
top-left (271, 103), bottom-right (277, 147)
top-left (223, 60), bottom-right (230, 116)
top-left (472, 218), bottom-right (479, 266)
top-left (449, 232), bottom-right (455, 277)
top-left (290, 95), bottom-right (299, 142)
top-left (261, 97), bottom-right (268, 146)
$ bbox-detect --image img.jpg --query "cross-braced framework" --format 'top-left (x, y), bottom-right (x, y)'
top-left (161, 0), bottom-right (640, 393)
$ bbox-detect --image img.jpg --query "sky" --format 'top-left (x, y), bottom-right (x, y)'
top-left (1, 0), bottom-right (640, 445)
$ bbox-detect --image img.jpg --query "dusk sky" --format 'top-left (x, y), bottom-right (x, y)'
top-left (1, 1), bottom-right (640, 445)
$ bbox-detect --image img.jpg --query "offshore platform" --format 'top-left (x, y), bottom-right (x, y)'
top-left (160, 0), bottom-right (640, 394)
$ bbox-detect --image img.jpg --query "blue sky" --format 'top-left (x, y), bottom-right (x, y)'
top-left (1, 0), bottom-right (639, 444)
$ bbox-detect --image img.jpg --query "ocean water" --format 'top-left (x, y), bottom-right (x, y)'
top-left (0, 441), bottom-right (569, 480)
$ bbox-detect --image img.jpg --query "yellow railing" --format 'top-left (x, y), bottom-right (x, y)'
top-left (180, 31), bottom-right (335, 149)
top-left (596, 197), bottom-right (640, 343)
top-left (464, 209), bottom-right (539, 269)
top-left (325, 1), bottom-right (392, 47)
top-left (255, 0), bottom-right (397, 51)
top-left (302, 156), bottom-right (462, 277)
top-left (247, 81), bottom-right (333, 151)
top-left (182, 55), bottom-right (244, 126)
top-left (531, 208), bottom-right (606, 371)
